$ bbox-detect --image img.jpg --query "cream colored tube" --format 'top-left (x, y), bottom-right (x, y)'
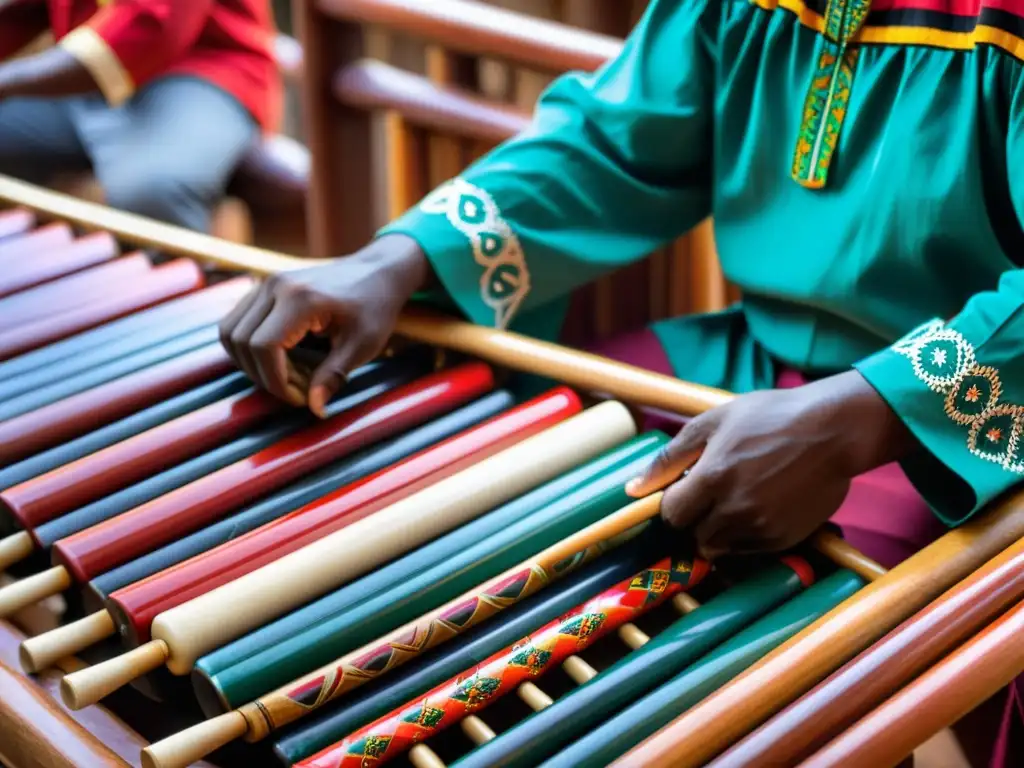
top-left (153, 401), bottom-right (635, 674)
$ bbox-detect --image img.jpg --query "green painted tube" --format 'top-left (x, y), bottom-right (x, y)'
top-left (534, 569), bottom-right (865, 768)
top-left (193, 432), bottom-right (668, 711)
top-left (449, 559), bottom-right (813, 768)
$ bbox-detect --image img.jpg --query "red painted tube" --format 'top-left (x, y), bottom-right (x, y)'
top-left (0, 229), bottom-right (118, 298)
top-left (0, 257), bottom-right (204, 360)
top-left (0, 209), bottom-right (36, 240)
top-left (52, 363), bottom-right (497, 584)
top-left (0, 254), bottom-right (153, 330)
top-left (0, 343), bottom-right (238, 467)
top-left (0, 379), bottom-right (278, 533)
top-left (109, 386), bottom-right (582, 644)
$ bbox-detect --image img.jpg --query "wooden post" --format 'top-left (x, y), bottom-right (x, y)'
top-left (294, 0), bottom-right (376, 257)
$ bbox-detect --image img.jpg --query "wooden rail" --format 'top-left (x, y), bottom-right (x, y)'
top-left (333, 60), bottom-right (530, 144)
top-left (319, 0), bottom-right (621, 71)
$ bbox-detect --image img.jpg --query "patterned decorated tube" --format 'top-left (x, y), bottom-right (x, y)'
top-left (297, 552), bottom-right (708, 768)
top-left (138, 491), bottom-right (676, 768)
top-left (545, 570), bottom-right (864, 768)
top-left (271, 535), bottom-right (667, 765)
top-left (450, 558), bottom-right (816, 768)
top-left (109, 387), bottom-right (580, 649)
top-left (193, 431), bottom-right (666, 712)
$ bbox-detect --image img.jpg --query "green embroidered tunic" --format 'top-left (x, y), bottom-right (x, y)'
top-left (379, 0), bottom-right (1024, 525)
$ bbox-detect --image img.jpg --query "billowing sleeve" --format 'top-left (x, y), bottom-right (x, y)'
top-left (0, 0), bottom-right (48, 62)
top-left (57, 0), bottom-right (214, 106)
top-left (378, 0), bottom-right (716, 331)
top-left (853, 70), bottom-right (1024, 526)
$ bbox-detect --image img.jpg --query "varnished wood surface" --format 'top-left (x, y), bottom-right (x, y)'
top-left (0, 584), bottom-right (223, 768)
top-left (800, 597), bottom-right (1024, 768)
top-left (710, 537), bottom-right (1024, 766)
top-left (333, 59), bottom-right (530, 144)
top-left (318, 0), bottom-right (621, 72)
top-left (611, 501), bottom-right (1024, 767)
top-left (0, 619), bottom-right (139, 768)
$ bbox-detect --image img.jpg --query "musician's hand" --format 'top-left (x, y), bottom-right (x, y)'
top-left (220, 234), bottom-right (430, 416)
top-left (626, 370), bottom-right (915, 559)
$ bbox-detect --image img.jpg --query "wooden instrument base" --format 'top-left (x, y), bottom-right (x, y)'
top-left (0, 576), bottom-right (275, 768)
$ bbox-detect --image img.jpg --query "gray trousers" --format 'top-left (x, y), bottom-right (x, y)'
top-left (0, 76), bottom-right (257, 233)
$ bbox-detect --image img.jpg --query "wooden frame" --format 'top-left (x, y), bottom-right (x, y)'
top-left (0, 179), bottom-right (1016, 767)
top-left (296, 0), bottom-right (733, 344)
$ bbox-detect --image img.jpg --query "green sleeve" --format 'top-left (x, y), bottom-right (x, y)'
top-left (379, 0), bottom-right (716, 333)
top-left (854, 73), bottom-right (1024, 524)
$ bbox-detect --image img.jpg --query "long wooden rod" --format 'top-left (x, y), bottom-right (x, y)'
top-left (610, 499), bottom-right (1024, 768)
top-left (0, 174), bottom-right (730, 416)
top-left (799, 597), bottom-right (1024, 768)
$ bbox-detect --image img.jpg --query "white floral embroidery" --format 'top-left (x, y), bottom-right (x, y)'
top-left (419, 178), bottom-right (531, 329)
top-left (894, 319), bottom-right (1024, 473)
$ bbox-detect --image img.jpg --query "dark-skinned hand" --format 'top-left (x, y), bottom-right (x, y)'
top-left (626, 370), bottom-right (916, 560)
top-left (219, 234), bottom-right (430, 417)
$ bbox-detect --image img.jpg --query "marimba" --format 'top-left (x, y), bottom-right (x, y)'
top-left (0, 175), bottom-right (1022, 768)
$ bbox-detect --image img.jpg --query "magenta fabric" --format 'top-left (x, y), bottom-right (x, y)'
top-left (589, 328), bottom-right (1020, 767)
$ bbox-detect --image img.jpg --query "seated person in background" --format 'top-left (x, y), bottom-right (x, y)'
top-left (0, 0), bottom-right (281, 233)
top-left (223, 0), bottom-right (1023, 761)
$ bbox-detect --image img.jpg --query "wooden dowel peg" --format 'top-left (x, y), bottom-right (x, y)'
top-left (141, 711), bottom-right (247, 768)
top-left (409, 743), bottom-right (448, 768)
top-left (618, 623), bottom-right (649, 650)
top-left (563, 655), bottom-right (599, 684)
top-left (61, 639), bottom-right (168, 710)
top-left (518, 682), bottom-right (554, 711)
top-left (0, 531), bottom-right (34, 572)
top-left (0, 565), bottom-right (70, 618)
top-left (812, 530), bottom-right (887, 582)
top-left (20, 610), bottom-right (116, 673)
top-left (461, 715), bottom-right (496, 745)
top-left (674, 594), bottom-right (701, 614)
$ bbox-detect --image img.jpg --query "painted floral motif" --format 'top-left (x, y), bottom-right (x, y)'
top-left (790, 0), bottom-right (871, 188)
top-left (894, 319), bottom-right (1024, 473)
top-left (419, 178), bottom-right (531, 328)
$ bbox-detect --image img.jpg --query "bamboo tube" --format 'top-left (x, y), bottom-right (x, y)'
top-left (22, 391), bottom-right (518, 674)
top-left (20, 611), bottom-right (117, 674)
top-left (710, 536), bottom-right (1024, 766)
top-left (450, 559), bottom-right (814, 768)
top-left (0, 361), bottom-right (442, 619)
top-left (60, 403), bottom-right (636, 709)
top-left (140, 493), bottom-right (684, 768)
top-left (610, 498), bottom-right (1024, 768)
top-left (800, 598), bottom-right (1024, 768)
top-left (811, 530), bottom-right (887, 582)
top-left (0, 175), bottom-right (730, 418)
top-left (270, 541), bottom-right (662, 765)
top-left (304, 550), bottom-right (705, 768)
top-left (0, 532), bottom-right (33, 573)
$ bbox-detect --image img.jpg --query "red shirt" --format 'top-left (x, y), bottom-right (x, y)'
top-left (0, 0), bottom-right (281, 132)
